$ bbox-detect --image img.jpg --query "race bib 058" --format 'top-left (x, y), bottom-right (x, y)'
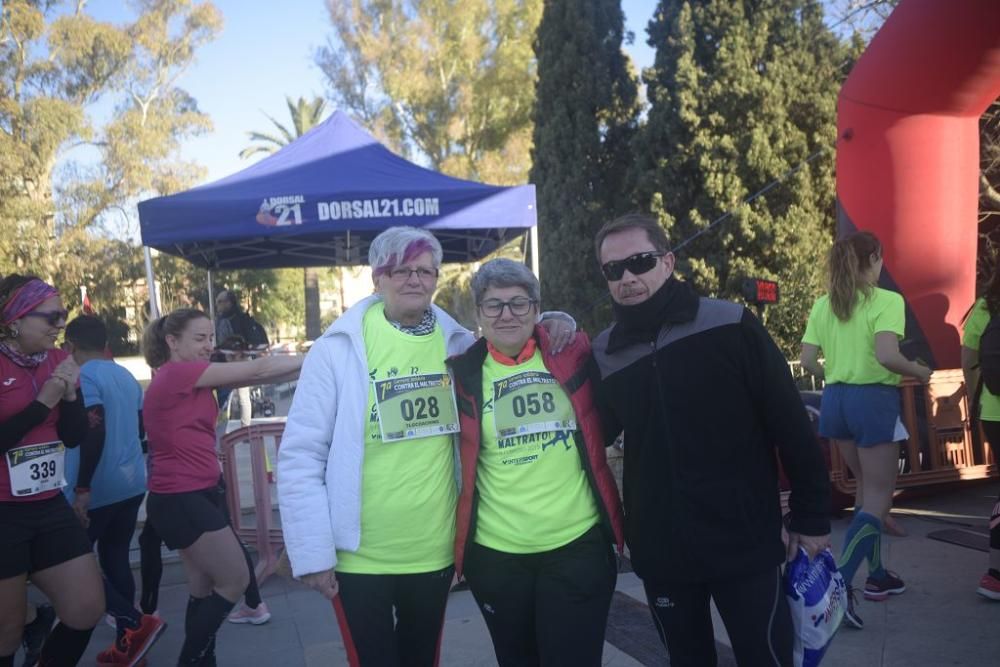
top-left (492, 370), bottom-right (576, 439)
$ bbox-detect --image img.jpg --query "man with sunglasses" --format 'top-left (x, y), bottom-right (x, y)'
top-left (590, 214), bottom-right (831, 666)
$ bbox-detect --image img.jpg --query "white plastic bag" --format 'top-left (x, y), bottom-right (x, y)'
top-left (784, 547), bottom-right (846, 667)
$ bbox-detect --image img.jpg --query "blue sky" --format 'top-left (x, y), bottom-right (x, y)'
top-left (79, 0), bottom-right (660, 190)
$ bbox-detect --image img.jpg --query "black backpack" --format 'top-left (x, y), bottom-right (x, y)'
top-left (979, 312), bottom-right (1000, 394)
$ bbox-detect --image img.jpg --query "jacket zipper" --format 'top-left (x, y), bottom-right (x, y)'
top-left (649, 331), bottom-right (686, 569)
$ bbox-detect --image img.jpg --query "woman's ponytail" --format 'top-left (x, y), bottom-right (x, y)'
top-left (827, 231), bottom-right (882, 321)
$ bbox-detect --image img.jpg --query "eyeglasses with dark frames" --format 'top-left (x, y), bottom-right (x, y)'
top-left (478, 297), bottom-right (537, 318)
top-left (22, 309), bottom-right (69, 326)
top-left (388, 267), bottom-right (439, 282)
top-left (600, 252), bottom-right (665, 281)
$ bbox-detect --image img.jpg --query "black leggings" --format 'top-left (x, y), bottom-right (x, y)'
top-left (138, 518), bottom-right (163, 615)
top-left (333, 566), bottom-right (454, 667)
top-left (643, 566), bottom-right (793, 667)
top-left (87, 493), bottom-right (144, 624)
top-left (463, 525), bottom-right (617, 667)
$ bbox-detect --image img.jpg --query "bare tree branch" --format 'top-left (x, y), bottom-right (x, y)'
top-left (982, 172), bottom-right (1000, 208)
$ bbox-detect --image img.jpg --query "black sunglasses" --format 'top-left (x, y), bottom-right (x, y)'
top-left (601, 252), bottom-right (665, 281)
top-left (22, 309), bottom-right (69, 326)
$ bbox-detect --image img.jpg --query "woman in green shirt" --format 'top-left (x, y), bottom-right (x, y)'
top-left (448, 259), bottom-right (624, 667)
top-left (800, 231), bottom-right (930, 630)
top-left (961, 266), bottom-right (1000, 602)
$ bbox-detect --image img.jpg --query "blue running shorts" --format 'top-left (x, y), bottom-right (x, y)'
top-left (819, 383), bottom-right (909, 446)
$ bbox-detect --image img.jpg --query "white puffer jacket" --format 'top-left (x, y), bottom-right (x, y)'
top-left (277, 296), bottom-right (571, 578)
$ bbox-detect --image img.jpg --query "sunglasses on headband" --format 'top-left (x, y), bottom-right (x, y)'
top-left (600, 252), bottom-right (665, 281)
top-left (22, 309), bottom-right (69, 326)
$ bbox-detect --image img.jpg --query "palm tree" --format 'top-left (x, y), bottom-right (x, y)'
top-left (241, 96), bottom-right (330, 339)
top-left (240, 96), bottom-right (328, 159)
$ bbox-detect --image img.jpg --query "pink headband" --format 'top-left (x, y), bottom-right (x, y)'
top-left (372, 239), bottom-right (436, 278)
top-left (2, 279), bottom-right (59, 325)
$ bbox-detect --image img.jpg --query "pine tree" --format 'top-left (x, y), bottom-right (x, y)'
top-left (634, 0), bottom-right (848, 353)
top-left (530, 0), bottom-right (639, 333)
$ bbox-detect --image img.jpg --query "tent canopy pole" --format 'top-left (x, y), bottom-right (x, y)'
top-left (207, 270), bottom-right (215, 321)
top-left (143, 246), bottom-right (161, 320)
top-left (530, 225), bottom-right (540, 281)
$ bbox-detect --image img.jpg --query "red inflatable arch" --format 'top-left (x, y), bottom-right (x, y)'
top-left (837, 0), bottom-right (1000, 369)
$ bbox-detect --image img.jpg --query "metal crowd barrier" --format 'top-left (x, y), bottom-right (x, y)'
top-left (219, 420), bottom-right (287, 585)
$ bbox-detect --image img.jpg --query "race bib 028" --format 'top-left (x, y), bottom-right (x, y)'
top-left (492, 370), bottom-right (576, 439)
top-left (6, 440), bottom-right (66, 497)
top-left (373, 373), bottom-right (460, 442)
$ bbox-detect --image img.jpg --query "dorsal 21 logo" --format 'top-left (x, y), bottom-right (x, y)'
top-left (256, 195), bottom-right (305, 226)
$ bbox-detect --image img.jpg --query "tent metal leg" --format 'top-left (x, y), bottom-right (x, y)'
top-left (143, 246), bottom-right (161, 320)
top-left (530, 225), bottom-right (540, 281)
top-left (208, 270), bottom-right (215, 321)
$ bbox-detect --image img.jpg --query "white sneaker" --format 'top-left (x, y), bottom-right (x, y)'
top-left (227, 601), bottom-right (271, 625)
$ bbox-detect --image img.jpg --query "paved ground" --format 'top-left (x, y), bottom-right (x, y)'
top-left (20, 386), bottom-right (1000, 666)
top-left (17, 478), bottom-right (995, 666)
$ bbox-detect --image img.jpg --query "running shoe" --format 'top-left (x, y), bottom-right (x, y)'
top-left (109, 609), bottom-right (160, 628)
top-left (112, 614), bottom-right (167, 666)
top-left (864, 569), bottom-right (906, 601)
top-left (227, 600), bottom-right (271, 625)
top-left (976, 572), bottom-right (1000, 601)
top-left (842, 586), bottom-right (864, 630)
top-left (21, 604), bottom-right (56, 667)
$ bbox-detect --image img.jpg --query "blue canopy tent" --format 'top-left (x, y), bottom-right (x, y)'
top-left (137, 111), bottom-right (537, 316)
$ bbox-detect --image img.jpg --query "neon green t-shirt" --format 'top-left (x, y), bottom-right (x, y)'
top-left (474, 349), bottom-right (600, 553)
top-left (962, 298), bottom-right (1000, 421)
top-left (336, 302), bottom-right (458, 574)
top-left (802, 287), bottom-right (905, 386)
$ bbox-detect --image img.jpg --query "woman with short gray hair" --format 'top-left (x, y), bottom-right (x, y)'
top-left (278, 230), bottom-right (576, 666)
top-left (470, 258), bottom-right (541, 306)
top-left (447, 258), bottom-right (624, 666)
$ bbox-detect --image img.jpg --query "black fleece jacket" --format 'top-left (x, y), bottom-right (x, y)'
top-left (592, 277), bottom-right (830, 583)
